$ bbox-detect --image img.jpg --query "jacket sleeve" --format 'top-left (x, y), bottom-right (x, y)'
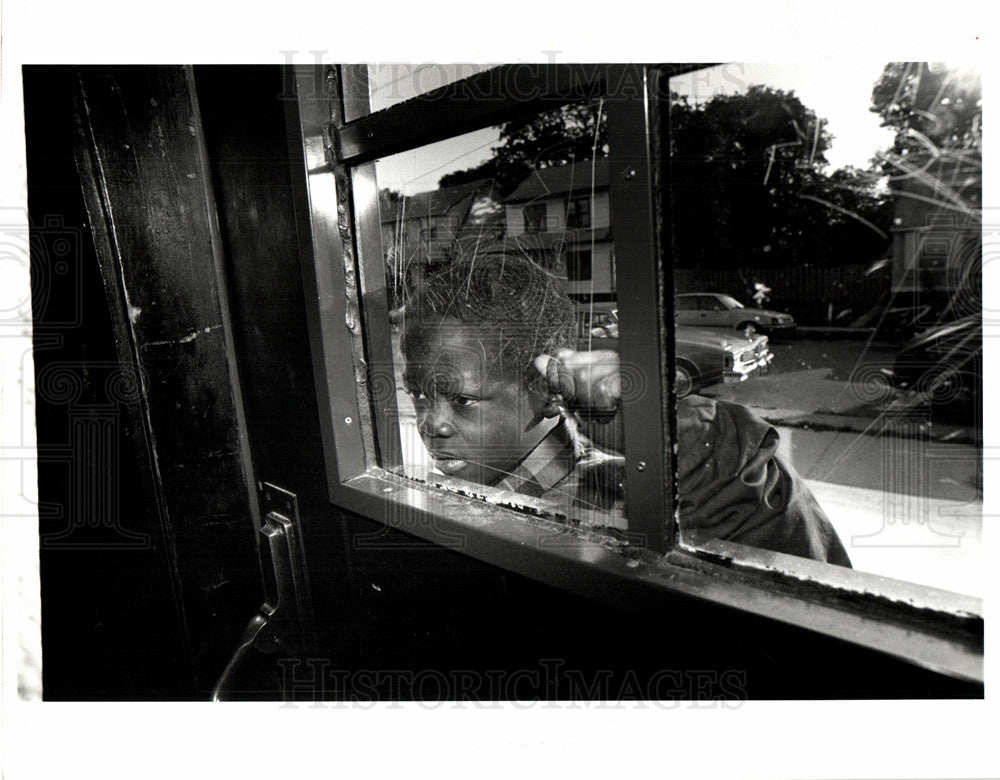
top-left (675, 396), bottom-right (851, 567)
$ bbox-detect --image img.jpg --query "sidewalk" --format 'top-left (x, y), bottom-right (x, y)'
top-left (786, 326), bottom-right (878, 341)
top-left (702, 367), bottom-right (980, 444)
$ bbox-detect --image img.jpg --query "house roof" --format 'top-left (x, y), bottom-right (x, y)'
top-left (379, 179), bottom-right (500, 223)
top-left (505, 158), bottom-right (610, 203)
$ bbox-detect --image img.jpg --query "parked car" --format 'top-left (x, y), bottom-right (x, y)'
top-left (577, 304), bottom-right (621, 339)
top-left (672, 325), bottom-right (774, 397)
top-left (575, 304), bottom-right (773, 398)
top-left (674, 292), bottom-right (796, 337)
top-left (887, 315), bottom-right (981, 413)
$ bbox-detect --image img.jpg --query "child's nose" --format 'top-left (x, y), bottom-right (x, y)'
top-left (417, 401), bottom-right (455, 439)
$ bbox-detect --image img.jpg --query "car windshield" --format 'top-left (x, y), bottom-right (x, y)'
top-left (717, 294), bottom-right (744, 309)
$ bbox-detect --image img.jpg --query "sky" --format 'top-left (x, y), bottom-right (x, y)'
top-left (374, 61), bottom-right (901, 194)
top-left (670, 62), bottom-right (898, 171)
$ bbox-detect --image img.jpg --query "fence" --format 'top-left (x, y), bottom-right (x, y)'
top-left (673, 264), bottom-right (893, 326)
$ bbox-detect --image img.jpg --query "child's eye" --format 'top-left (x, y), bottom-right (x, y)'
top-left (405, 387), bottom-right (427, 402)
top-left (452, 395), bottom-right (479, 408)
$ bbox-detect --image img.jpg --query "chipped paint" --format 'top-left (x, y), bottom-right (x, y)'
top-left (142, 323), bottom-right (223, 348)
top-left (683, 541), bottom-right (981, 621)
top-left (345, 303), bottom-right (359, 334)
top-left (379, 467), bottom-right (631, 551)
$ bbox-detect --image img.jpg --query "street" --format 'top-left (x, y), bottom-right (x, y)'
top-left (387, 331), bottom-right (982, 596)
top-left (701, 336), bottom-right (980, 502)
top-left (702, 335), bottom-right (982, 595)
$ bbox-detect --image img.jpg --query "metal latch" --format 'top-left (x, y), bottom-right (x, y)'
top-left (212, 482), bottom-right (317, 700)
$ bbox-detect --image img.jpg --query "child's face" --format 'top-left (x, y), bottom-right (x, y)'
top-left (402, 318), bottom-right (557, 485)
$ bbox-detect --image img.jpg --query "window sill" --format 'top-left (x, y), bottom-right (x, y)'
top-left (331, 467), bottom-right (983, 685)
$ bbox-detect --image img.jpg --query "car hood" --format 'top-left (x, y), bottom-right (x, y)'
top-left (732, 308), bottom-right (793, 321)
top-left (676, 326), bottom-right (766, 352)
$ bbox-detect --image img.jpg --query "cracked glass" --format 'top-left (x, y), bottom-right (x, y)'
top-left (371, 100), bottom-right (633, 533)
top-left (667, 63), bottom-right (982, 597)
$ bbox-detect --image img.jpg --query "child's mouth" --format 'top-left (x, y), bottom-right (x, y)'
top-left (431, 455), bottom-right (469, 475)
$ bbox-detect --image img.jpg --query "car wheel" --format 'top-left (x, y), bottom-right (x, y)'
top-left (738, 322), bottom-right (758, 337)
top-left (675, 364), bottom-right (694, 398)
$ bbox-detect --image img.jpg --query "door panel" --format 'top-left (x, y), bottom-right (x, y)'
top-left (72, 66), bottom-right (264, 694)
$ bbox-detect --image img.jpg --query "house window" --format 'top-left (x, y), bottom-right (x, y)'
top-left (566, 196), bottom-right (591, 228)
top-left (564, 247), bottom-right (592, 281)
top-left (523, 202), bottom-right (547, 232)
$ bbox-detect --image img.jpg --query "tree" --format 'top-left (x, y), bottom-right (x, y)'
top-left (870, 62), bottom-right (982, 157)
top-left (439, 100), bottom-right (608, 194)
top-left (870, 62), bottom-right (982, 324)
top-left (437, 85), bottom-right (892, 272)
top-left (869, 61), bottom-right (981, 220)
top-left (669, 86), bottom-right (891, 269)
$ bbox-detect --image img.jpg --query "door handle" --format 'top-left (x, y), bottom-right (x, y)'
top-left (212, 483), bottom-right (317, 701)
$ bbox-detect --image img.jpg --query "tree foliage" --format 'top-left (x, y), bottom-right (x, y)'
top-left (869, 62), bottom-right (982, 324)
top-left (669, 86), bottom-right (892, 269)
top-left (438, 85), bottom-right (893, 271)
top-left (869, 62), bottom-right (982, 222)
top-left (439, 101), bottom-right (608, 194)
top-left (870, 62), bottom-right (982, 157)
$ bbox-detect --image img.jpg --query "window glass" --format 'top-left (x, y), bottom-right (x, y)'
top-left (373, 100), bottom-right (628, 530)
top-left (565, 248), bottom-right (593, 281)
top-left (566, 196), bottom-right (592, 229)
top-left (365, 64), bottom-right (499, 114)
top-left (523, 202), bottom-right (547, 233)
top-left (667, 63), bottom-right (982, 597)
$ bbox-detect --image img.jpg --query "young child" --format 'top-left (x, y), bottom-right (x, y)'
top-left (400, 246), bottom-right (850, 567)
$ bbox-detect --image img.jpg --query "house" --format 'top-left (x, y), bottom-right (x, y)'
top-left (887, 153), bottom-right (981, 317)
top-left (378, 180), bottom-right (504, 270)
top-left (503, 158), bottom-right (615, 301)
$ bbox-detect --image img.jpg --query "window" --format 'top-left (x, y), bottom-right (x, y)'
top-left (566, 196), bottom-right (591, 228)
top-left (291, 63), bottom-right (983, 686)
top-left (369, 102), bottom-right (625, 528)
top-left (564, 247), bottom-right (592, 281)
top-left (360, 64), bottom-right (499, 116)
top-left (714, 294), bottom-right (743, 310)
top-left (523, 202), bottom-right (547, 232)
top-left (668, 63), bottom-right (983, 601)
